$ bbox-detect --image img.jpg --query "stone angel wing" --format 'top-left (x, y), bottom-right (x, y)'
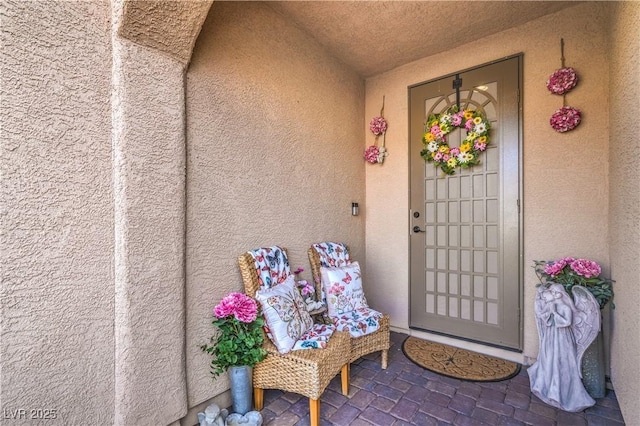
top-left (571, 285), bottom-right (601, 375)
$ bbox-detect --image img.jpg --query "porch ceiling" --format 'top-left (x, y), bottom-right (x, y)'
top-left (267, 1), bottom-right (581, 78)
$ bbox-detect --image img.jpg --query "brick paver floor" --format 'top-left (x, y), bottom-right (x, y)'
top-left (257, 332), bottom-right (625, 425)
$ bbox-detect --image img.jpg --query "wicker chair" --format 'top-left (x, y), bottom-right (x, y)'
top-left (308, 242), bottom-right (390, 369)
top-left (237, 247), bottom-right (350, 426)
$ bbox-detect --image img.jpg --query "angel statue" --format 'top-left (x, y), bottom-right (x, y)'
top-left (528, 283), bottom-right (600, 412)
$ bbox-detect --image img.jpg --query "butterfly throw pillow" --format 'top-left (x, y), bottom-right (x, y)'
top-left (255, 275), bottom-right (314, 354)
top-left (320, 261), bottom-right (369, 316)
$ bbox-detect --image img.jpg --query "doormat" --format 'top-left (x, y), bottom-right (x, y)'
top-left (402, 336), bottom-right (521, 382)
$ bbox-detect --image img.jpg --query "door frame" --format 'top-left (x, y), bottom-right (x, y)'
top-left (407, 53), bottom-right (525, 352)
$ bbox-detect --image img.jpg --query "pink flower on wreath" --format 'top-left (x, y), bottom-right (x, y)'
top-left (450, 147), bottom-right (460, 157)
top-left (550, 106), bottom-right (581, 132)
top-left (451, 113), bottom-right (463, 126)
top-left (430, 125), bottom-right (442, 138)
top-left (570, 259), bottom-right (602, 278)
top-left (364, 145), bottom-right (380, 164)
top-left (474, 141), bottom-right (487, 151)
top-left (434, 152), bottom-right (443, 161)
top-left (369, 116), bottom-right (387, 135)
top-left (465, 119), bottom-right (474, 131)
top-left (214, 292), bottom-right (258, 323)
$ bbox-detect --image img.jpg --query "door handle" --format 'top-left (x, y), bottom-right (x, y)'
top-left (413, 226), bottom-right (425, 233)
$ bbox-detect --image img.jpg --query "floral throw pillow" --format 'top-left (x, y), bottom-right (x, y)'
top-left (255, 275), bottom-right (314, 354)
top-left (320, 261), bottom-right (369, 316)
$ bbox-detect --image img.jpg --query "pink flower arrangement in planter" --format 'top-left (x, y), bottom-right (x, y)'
top-left (201, 292), bottom-right (267, 377)
top-left (533, 258), bottom-right (614, 309)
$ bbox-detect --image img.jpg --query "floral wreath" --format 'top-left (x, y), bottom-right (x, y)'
top-left (420, 105), bottom-right (491, 175)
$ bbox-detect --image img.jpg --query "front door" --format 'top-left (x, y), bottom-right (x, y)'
top-left (409, 56), bottom-right (522, 350)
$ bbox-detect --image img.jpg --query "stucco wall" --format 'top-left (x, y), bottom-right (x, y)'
top-left (608, 2), bottom-right (640, 424)
top-left (1, 1), bottom-right (115, 424)
top-left (185, 1), bottom-right (365, 406)
top-left (112, 0), bottom-right (190, 421)
top-left (364, 2), bottom-right (610, 362)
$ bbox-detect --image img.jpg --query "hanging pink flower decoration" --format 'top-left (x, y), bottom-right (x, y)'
top-left (364, 145), bottom-right (380, 164)
top-left (369, 116), bottom-right (387, 136)
top-left (550, 106), bottom-right (581, 132)
top-left (546, 67), bottom-right (578, 95)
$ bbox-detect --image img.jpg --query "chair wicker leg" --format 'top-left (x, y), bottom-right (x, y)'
top-left (309, 399), bottom-right (320, 426)
top-left (341, 364), bottom-right (350, 395)
top-left (254, 388), bottom-right (264, 410)
top-left (382, 349), bottom-right (388, 369)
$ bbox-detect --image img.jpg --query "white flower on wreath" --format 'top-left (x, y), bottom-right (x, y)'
top-left (474, 123), bottom-right (487, 134)
top-left (427, 141), bottom-right (439, 152)
top-left (457, 152), bottom-right (474, 163)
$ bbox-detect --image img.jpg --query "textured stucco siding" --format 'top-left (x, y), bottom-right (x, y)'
top-left (112, 38), bottom-right (188, 425)
top-left (608, 2), bottom-right (640, 424)
top-left (365, 3), bottom-right (611, 362)
top-left (119, 0), bottom-right (212, 64)
top-left (1, 1), bottom-right (115, 424)
top-left (185, 1), bottom-right (365, 406)
top-left (111, 0), bottom-right (214, 423)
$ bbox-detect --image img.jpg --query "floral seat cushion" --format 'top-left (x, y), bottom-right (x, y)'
top-left (293, 323), bottom-right (336, 350)
top-left (331, 307), bottom-right (383, 338)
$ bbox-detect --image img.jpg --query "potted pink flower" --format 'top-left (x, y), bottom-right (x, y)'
top-left (201, 292), bottom-right (267, 415)
top-left (533, 258), bottom-right (614, 309)
top-left (201, 292), bottom-right (266, 377)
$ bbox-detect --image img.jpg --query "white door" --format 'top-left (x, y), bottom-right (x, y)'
top-left (409, 56), bottom-right (522, 350)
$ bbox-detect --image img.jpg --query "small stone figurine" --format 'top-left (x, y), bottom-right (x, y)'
top-left (528, 283), bottom-right (600, 412)
top-left (226, 411), bottom-right (263, 426)
top-left (197, 403), bottom-right (227, 426)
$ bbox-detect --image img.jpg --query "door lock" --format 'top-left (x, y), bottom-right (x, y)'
top-left (413, 226), bottom-right (425, 233)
